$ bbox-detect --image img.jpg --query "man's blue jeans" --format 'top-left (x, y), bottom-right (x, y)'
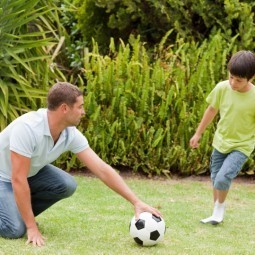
top-left (0, 164), bottom-right (77, 238)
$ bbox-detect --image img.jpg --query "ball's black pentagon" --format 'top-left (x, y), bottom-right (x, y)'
top-left (152, 214), bottom-right (162, 223)
top-left (134, 237), bottom-right (143, 245)
top-left (150, 230), bottom-right (160, 241)
top-left (135, 219), bottom-right (145, 230)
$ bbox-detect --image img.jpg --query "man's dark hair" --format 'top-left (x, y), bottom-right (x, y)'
top-left (47, 82), bottom-right (83, 110)
top-left (227, 50), bottom-right (255, 80)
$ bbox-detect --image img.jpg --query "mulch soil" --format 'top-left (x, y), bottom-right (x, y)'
top-left (70, 167), bottom-right (255, 184)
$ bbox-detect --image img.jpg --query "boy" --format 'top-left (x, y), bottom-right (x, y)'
top-left (190, 50), bottom-right (255, 224)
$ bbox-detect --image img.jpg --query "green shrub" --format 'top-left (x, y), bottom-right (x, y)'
top-left (3, 0), bottom-right (254, 176)
top-left (65, 33), bottom-right (247, 176)
top-left (0, 0), bottom-right (66, 128)
top-left (69, 0), bottom-right (255, 52)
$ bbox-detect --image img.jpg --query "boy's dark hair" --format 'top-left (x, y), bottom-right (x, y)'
top-left (227, 50), bottom-right (255, 80)
top-left (47, 82), bottom-right (83, 110)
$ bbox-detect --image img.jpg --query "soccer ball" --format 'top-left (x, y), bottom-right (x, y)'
top-left (129, 212), bottom-right (166, 246)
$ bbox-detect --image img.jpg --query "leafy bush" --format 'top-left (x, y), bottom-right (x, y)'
top-left (0, 0), bottom-right (66, 128)
top-left (2, 0), bottom-right (254, 176)
top-left (65, 33), bottom-right (248, 176)
top-left (70, 0), bottom-right (255, 52)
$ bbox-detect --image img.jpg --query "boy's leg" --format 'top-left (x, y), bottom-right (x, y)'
top-left (213, 150), bottom-right (247, 191)
top-left (201, 149), bottom-right (226, 224)
top-left (28, 164), bottom-right (77, 216)
top-left (214, 188), bottom-right (228, 204)
top-left (0, 180), bottom-right (26, 238)
top-left (201, 150), bottom-right (247, 224)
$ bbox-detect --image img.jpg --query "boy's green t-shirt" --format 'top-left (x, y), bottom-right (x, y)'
top-left (206, 80), bottom-right (255, 156)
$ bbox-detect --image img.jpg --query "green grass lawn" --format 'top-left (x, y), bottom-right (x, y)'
top-left (1, 174), bottom-right (255, 255)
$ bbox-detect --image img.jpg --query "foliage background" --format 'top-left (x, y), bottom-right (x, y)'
top-left (72, 0), bottom-right (255, 53)
top-left (1, 0), bottom-right (255, 176)
top-left (0, 0), bottom-right (67, 128)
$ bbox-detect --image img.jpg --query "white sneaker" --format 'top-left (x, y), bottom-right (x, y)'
top-left (200, 216), bottom-right (222, 225)
top-left (200, 201), bottom-right (225, 225)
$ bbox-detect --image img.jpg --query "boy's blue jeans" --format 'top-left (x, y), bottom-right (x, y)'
top-left (0, 164), bottom-right (77, 239)
top-left (210, 149), bottom-right (248, 190)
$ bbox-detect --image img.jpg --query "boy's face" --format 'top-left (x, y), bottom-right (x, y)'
top-left (228, 73), bottom-right (251, 92)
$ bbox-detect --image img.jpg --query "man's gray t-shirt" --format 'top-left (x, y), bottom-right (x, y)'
top-left (0, 108), bottom-right (89, 181)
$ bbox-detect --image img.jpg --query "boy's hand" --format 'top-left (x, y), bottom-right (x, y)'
top-left (189, 134), bottom-right (201, 148)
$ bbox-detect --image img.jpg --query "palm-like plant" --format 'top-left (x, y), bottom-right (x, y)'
top-left (0, 0), bottom-right (64, 129)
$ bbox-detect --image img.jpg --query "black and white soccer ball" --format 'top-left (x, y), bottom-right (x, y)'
top-left (129, 212), bottom-right (166, 246)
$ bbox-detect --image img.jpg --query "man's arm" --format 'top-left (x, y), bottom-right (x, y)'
top-left (190, 105), bottom-right (218, 148)
top-left (11, 151), bottom-right (45, 246)
top-left (76, 148), bottom-right (161, 218)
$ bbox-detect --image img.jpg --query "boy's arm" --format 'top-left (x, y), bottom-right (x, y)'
top-left (190, 105), bottom-right (218, 148)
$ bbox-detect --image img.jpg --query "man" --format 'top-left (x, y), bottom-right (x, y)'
top-left (0, 82), bottom-right (161, 246)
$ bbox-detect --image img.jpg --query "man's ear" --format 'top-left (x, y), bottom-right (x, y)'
top-left (59, 103), bottom-right (69, 113)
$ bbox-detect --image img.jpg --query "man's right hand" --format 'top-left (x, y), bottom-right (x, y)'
top-left (26, 226), bottom-right (46, 247)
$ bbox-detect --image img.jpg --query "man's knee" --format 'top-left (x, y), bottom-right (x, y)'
top-left (61, 176), bottom-right (77, 198)
top-left (0, 221), bottom-right (26, 239)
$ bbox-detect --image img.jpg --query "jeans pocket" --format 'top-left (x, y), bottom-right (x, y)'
top-left (225, 151), bottom-right (247, 180)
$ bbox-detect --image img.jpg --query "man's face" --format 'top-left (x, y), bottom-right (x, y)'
top-left (228, 73), bottom-right (250, 92)
top-left (66, 95), bottom-right (85, 126)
